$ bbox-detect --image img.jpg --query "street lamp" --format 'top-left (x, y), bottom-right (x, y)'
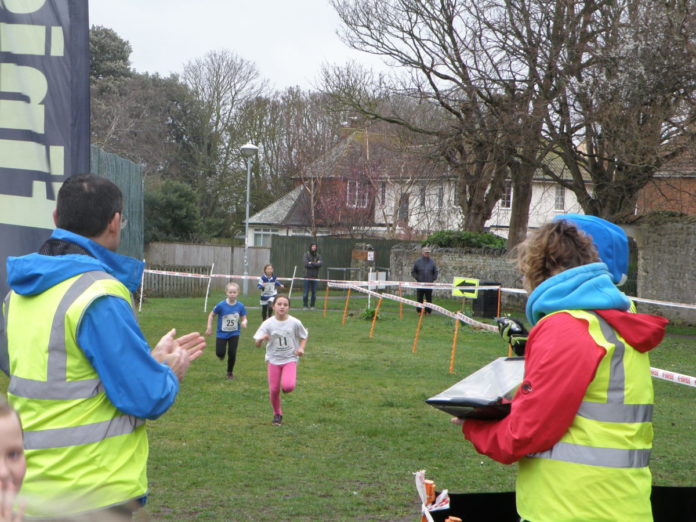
top-left (240, 141), bottom-right (258, 295)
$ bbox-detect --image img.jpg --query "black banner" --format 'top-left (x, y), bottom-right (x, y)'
top-left (0, 0), bottom-right (90, 298)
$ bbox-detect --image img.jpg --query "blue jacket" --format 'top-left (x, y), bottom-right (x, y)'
top-left (4, 228), bottom-right (178, 419)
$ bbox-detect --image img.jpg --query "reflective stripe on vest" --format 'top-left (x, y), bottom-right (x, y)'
top-left (8, 271), bottom-right (141, 448)
top-left (528, 311), bottom-right (651, 469)
top-left (23, 415), bottom-right (144, 450)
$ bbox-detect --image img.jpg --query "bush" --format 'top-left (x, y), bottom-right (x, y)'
top-left (359, 307), bottom-right (379, 320)
top-left (424, 230), bottom-right (506, 249)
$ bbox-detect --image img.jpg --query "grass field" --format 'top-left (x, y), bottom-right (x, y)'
top-left (3, 293), bottom-right (696, 520)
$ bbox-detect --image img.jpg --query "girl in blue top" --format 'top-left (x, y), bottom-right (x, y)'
top-left (206, 282), bottom-right (248, 380)
top-left (257, 264), bottom-right (284, 321)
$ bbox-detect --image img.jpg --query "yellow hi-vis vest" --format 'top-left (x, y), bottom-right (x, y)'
top-left (4, 271), bottom-right (148, 518)
top-left (517, 310), bottom-right (653, 522)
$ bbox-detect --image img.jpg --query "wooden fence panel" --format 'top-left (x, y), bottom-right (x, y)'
top-left (144, 265), bottom-right (210, 298)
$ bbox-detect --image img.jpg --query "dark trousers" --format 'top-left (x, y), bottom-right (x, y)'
top-left (216, 336), bottom-right (240, 373)
top-left (303, 278), bottom-right (317, 307)
top-left (261, 303), bottom-right (272, 321)
top-left (416, 288), bottom-right (433, 314)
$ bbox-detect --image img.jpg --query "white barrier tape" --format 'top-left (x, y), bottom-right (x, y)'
top-left (149, 267), bottom-right (696, 312)
top-left (144, 269), bottom-right (211, 279)
top-left (331, 282), bottom-right (497, 331)
top-left (632, 296), bottom-right (696, 311)
top-left (651, 368), bottom-right (696, 388)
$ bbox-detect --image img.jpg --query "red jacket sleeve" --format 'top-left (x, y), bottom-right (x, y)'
top-left (462, 313), bottom-right (606, 464)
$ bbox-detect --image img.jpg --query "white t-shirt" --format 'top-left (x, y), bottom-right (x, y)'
top-left (253, 315), bottom-right (308, 365)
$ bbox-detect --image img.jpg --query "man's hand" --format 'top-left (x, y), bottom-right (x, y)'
top-left (152, 329), bottom-right (205, 382)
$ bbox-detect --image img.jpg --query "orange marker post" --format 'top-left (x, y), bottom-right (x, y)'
top-left (497, 285), bottom-right (502, 318)
top-left (341, 288), bottom-right (352, 325)
top-left (369, 297), bottom-right (383, 338)
top-left (449, 318), bottom-right (460, 373)
top-left (412, 301), bottom-right (426, 353)
top-left (323, 284), bottom-right (330, 317)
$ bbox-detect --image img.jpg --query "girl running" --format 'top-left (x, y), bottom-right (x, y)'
top-left (253, 296), bottom-right (307, 425)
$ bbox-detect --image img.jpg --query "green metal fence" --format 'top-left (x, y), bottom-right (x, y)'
top-left (90, 146), bottom-right (144, 260)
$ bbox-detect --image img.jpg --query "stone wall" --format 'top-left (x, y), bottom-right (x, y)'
top-left (390, 219), bottom-right (696, 324)
top-left (390, 244), bottom-right (524, 312)
top-left (627, 219), bottom-right (696, 324)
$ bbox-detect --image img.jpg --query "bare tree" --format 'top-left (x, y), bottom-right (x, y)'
top-left (180, 50), bottom-right (267, 233)
top-left (329, 0), bottom-right (696, 245)
top-left (325, 0), bottom-right (550, 245)
top-left (502, 0), bottom-right (696, 220)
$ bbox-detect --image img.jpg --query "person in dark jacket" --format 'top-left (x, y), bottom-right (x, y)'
top-left (411, 246), bottom-right (438, 314)
top-left (302, 243), bottom-right (322, 310)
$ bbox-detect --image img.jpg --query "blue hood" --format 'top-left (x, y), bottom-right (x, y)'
top-left (553, 214), bottom-right (628, 285)
top-left (526, 262), bottom-right (631, 325)
top-left (7, 228), bottom-right (144, 296)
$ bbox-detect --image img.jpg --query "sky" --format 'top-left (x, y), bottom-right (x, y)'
top-left (88, 0), bottom-right (391, 91)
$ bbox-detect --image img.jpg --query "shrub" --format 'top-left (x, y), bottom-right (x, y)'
top-left (424, 230), bottom-right (506, 249)
top-left (359, 307), bottom-right (379, 320)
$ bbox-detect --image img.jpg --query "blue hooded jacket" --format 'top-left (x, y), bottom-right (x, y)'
top-left (4, 228), bottom-right (178, 419)
top-left (526, 262), bottom-right (631, 326)
top-left (553, 214), bottom-right (628, 285)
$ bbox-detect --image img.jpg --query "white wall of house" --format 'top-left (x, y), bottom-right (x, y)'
top-left (376, 176), bottom-right (585, 238)
top-left (375, 177), bottom-right (461, 233)
top-left (246, 224), bottom-right (331, 246)
top-left (486, 180), bottom-right (584, 237)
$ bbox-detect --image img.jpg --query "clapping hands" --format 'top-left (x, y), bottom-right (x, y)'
top-left (152, 329), bottom-right (206, 382)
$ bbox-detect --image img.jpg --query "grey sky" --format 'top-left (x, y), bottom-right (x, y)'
top-left (88, 0), bottom-right (390, 90)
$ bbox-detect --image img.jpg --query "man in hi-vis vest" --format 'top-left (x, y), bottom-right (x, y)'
top-left (1, 174), bottom-right (205, 519)
top-left (456, 217), bottom-right (668, 521)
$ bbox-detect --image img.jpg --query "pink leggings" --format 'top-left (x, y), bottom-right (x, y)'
top-left (267, 362), bottom-right (297, 415)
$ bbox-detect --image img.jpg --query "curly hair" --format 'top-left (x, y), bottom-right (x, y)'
top-left (516, 220), bottom-right (600, 292)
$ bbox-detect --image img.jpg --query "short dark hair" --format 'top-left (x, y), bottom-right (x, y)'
top-left (56, 174), bottom-right (123, 237)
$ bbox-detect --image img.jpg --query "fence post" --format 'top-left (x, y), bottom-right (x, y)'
top-left (204, 263), bottom-right (215, 312)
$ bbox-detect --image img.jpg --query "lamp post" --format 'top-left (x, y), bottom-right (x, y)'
top-left (240, 142), bottom-right (258, 295)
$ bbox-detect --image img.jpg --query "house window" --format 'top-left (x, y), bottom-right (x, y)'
top-left (347, 180), bottom-right (369, 208)
top-left (380, 181), bottom-right (386, 205)
top-left (437, 186), bottom-right (444, 209)
top-left (253, 228), bottom-right (277, 247)
top-left (398, 193), bottom-right (409, 222)
top-left (501, 180), bottom-right (512, 209)
top-left (554, 184), bottom-right (565, 211)
top-left (420, 184), bottom-right (427, 207)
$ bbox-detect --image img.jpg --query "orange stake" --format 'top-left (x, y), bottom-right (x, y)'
top-left (369, 297), bottom-right (383, 338)
top-left (449, 318), bottom-right (460, 373)
top-left (412, 302), bottom-right (425, 353)
top-left (497, 285), bottom-right (502, 318)
top-left (323, 284), bottom-right (330, 317)
top-left (341, 288), bottom-right (352, 325)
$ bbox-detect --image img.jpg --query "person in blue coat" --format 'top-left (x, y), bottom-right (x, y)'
top-left (1, 174), bottom-right (205, 518)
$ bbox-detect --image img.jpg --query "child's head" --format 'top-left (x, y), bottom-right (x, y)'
top-left (263, 264), bottom-right (274, 276)
top-left (516, 220), bottom-right (599, 292)
top-left (0, 398), bottom-right (25, 492)
top-left (272, 295), bottom-right (290, 317)
top-left (225, 282), bottom-right (240, 301)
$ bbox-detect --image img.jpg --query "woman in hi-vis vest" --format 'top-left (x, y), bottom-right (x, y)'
top-left (457, 217), bottom-right (668, 522)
